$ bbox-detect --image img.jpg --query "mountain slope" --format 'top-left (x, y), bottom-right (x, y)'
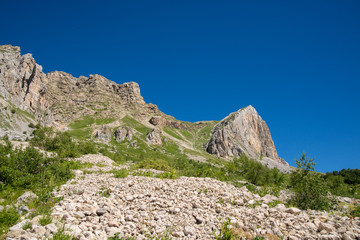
top-left (0, 44), bottom-right (289, 170)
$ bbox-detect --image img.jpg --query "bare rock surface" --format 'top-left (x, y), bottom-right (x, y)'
top-left (95, 125), bottom-right (112, 143)
top-left (146, 129), bottom-right (162, 145)
top-left (206, 106), bottom-right (290, 172)
top-left (7, 154), bottom-right (360, 240)
top-left (0, 45), bottom-right (48, 117)
top-left (114, 126), bottom-right (134, 143)
top-left (149, 116), bottom-right (184, 129)
top-left (0, 44), bottom-right (161, 132)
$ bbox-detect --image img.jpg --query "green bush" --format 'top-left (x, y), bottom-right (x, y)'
top-left (134, 159), bottom-right (172, 172)
top-left (225, 154), bottom-right (287, 188)
top-left (157, 169), bottom-right (179, 179)
top-left (350, 205), bottom-right (360, 218)
top-left (0, 141), bottom-right (82, 235)
top-left (290, 152), bottom-right (331, 210)
top-left (0, 207), bottom-right (20, 234)
top-left (324, 171), bottom-right (360, 199)
top-left (30, 127), bottom-right (97, 158)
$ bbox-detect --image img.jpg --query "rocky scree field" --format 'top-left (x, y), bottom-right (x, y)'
top-left (3, 153), bottom-right (360, 240)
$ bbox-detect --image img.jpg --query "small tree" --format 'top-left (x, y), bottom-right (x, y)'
top-left (290, 152), bottom-right (331, 210)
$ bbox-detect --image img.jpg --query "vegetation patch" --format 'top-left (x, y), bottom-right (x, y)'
top-left (95, 117), bottom-right (116, 125)
top-left (0, 139), bottom-right (87, 236)
top-left (112, 168), bottom-right (129, 178)
top-left (121, 115), bottom-right (151, 135)
top-left (68, 116), bottom-right (95, 129)
top-left (163, 127), bottom-right (184, 141)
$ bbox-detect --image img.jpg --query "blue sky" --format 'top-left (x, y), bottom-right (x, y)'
top-left (1, 0), bottom-right (359, 172)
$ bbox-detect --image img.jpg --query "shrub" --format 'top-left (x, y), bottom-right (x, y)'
top-left (226, 154), bottom-right (287, 187)
top-left (135, 159), bottom-right (172, 172)
top-left (350, 205), bottom-right (360, 218)
top-left (30, 126), bottom-right (98, 158)
top-left (157, 169), bottom-right (179, 179)
top-left (290, 152), bottom-right (331, 210)
top-left (0, 207), bottom-right (20, 234)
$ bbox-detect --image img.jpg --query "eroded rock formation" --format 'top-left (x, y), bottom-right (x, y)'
top-left (206, 106), bottom-right (289, 170)
top-left (0, 45), bottom-right (48, 118)
top-left (146, 129), bottom-right (162, 145)
top-left (114, 126), bottom-right (134, 143)
top-left (95, 125), bottom-right (112, 143)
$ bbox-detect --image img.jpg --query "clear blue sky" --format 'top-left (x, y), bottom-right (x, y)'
top-left (1, 0), bottom-right (359, 172)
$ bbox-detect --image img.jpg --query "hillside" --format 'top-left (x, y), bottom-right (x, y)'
top-left (0, 44), bottom-right (289, 172)
top-left (1, 45), bottom-right (359, 240)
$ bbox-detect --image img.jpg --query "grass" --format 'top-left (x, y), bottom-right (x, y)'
top-left (95, 117), bottom-right (116, 125)
top-left (0, 207), bottom-right (20, 236)
top-left (121, 115), bottom-right (151, 135)
top-left (67, 128), bottom-right (92, 139)
top-left (22, 221), bottom-right (32, 230)
top-left (51, 226), bottom-right (75, 240)
top-left (39, 215), bottom-right (52, 226)
top-left (68, 116), bottom-right (95, 129)
top-left (163, 127), bottom-right (184, 141)
top-left (97, 188), bottom-right (111, 198)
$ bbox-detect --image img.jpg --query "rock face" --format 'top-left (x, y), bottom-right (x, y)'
top-left (45, 71), bottom-right (157, 125)
top-left (0, 44), bottom-right (160, 132)
top-left (0, 45), bottom-right (48, 117)
top-left (146, 129), bottom-right (162, 145)
top-left (206, 106), bottom-right (289, 170)
top-left (114, 126), bottom-right (134, 143)
top-left (95, 125), bottom-right (112, 143)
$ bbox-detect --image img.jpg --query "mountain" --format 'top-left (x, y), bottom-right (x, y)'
top-left (0, 44), bottom-right (290, 171)
top-left (206, 106), bottom-right (290, 172)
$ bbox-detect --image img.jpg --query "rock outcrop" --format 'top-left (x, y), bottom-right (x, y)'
top-left (0, 45), bottom-right (48, 117)
top-left (146, 129), bottom-right (162, 145)
top-left (206, 106), bottom-right (289, 171)
top-left (95, 125), bottom-right (112, 143)
top-left (114, 127), bottom-right (134, 143)
top-left (0, 45), bottom-right (160, 132)
top-left (149, 116), bottom-right (184, 129)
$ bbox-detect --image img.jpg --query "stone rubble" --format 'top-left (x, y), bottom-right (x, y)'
top-left (6, 154), bottom-right (360, 240)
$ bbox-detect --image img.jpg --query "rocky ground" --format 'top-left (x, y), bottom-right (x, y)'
top-left (6, 154), bottom-right (360, 240)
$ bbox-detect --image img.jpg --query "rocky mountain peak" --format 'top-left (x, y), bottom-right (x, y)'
top-left (206, 105), bottom-right (290, 171)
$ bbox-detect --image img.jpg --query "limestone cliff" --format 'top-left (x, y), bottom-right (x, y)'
top-left (206, 106), bottom-right (290, 171)
top-left (0, 45), bottom-right (160, 131)
top-left (0, 45), bottom-right (48, 118)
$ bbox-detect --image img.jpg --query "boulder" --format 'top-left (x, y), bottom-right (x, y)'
top-left (17, 191), bottom-right (38, 204)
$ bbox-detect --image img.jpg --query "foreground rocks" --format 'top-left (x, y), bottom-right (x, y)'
top-left (6, 154), bottom-right (360, 240)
